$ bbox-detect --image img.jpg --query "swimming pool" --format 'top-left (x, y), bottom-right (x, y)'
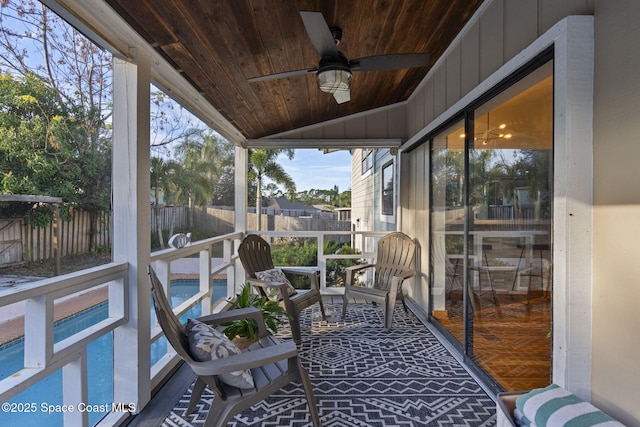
top-left (0, 279), bottom-right (227, 426)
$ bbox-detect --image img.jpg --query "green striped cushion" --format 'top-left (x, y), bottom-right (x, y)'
top-left (515, 384), bottom-right (625, 426)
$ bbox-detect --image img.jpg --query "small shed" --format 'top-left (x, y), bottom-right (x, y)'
top-left (0, 194), bottom-right (63, 274)
top-left (335, 207), bottom-right (352, 222)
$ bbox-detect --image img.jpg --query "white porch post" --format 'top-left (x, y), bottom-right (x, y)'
top-left (552, 16), bottom-right (594, 400)
top-left (234, 145), bottom-right (248, 294)
top-left (112, 52), bottom-right (152, 410)
top-left (62, 353), bottom-right (88, 426)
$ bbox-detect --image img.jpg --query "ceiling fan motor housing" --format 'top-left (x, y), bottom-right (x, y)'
top-left (316, 52), bottom-right (352, 93)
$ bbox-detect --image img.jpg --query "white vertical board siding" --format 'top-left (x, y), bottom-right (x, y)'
top-left (540, 0), bottom-right (594, 33)
top-left (402, 143), bottom-right (429, 307)
top-left (460, 23), bottom-right (481, 98)
top-left (366, 109), bottom-right (391, 138)
top-left (388, 106), bottom-right (406, 137)
top-left (411, 91), bottom-right (424, 138)
top-left (345, 114), bottom-right (367, 138)
top-left (433, 65), bottom-right (447, 118)
top-left (324, 120), bottom-right (346, 139)
top-left (399, 153), bottom-right (413, 235)
top-left (405, 0), bottom-right (587, 134)
top-left (479, 0), bottom-right (505, 82)
top-left (446, 44), bottom-right (462, 110)
top-left (415, 144), bottom-right (430, 306)
top-left (504, 0), bottom-right (539, 59)
top-left (269, 103), bottom-right (407, 141)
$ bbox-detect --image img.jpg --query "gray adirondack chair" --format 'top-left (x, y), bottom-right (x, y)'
top-left (342, 232), bottom-right (417, 332)
top-left (237, 234), bottom-right (327, 344)
top-left (148, 266), bottom-right (320, 427)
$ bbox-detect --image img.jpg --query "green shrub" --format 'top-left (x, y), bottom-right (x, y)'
top-left (270, 239), bottom-right (362, 288)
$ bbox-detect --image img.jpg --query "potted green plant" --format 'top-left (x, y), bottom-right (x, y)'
top-left (222, 284), bottom-right (288, 349)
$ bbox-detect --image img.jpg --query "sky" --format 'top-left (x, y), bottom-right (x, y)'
top-left (277, 149), bottom-right (352, 193)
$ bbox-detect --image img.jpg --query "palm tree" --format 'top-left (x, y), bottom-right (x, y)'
top-left (150, 156), bottom-right (208, 248)
top-left (336, 189), bottom-right (351, 208)
top-left (248, 149), bottom-right (296, 230)
top-left (177, 132), bottom-right (235, 206)
top-left (150, 156), bottom-right (178, 248)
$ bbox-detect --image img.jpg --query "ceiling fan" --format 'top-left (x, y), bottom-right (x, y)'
top-left (247, 11), bottom-right (430, 104)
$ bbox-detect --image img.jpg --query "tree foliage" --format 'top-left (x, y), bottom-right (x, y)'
top-left (150, 131), bottom-right (235, 248)
top-left (271, 239), bottom-right (361, 287)
top-left (0, 72), bottom-right (111, 214)
top-left (0, 1), bottom-right (112, 233)
top-left (149, 89), bottom-right (211, 155)
top-left (175, 132), bottom-right (235, 206)
top-left (294, 185), bottom-right (350, 208)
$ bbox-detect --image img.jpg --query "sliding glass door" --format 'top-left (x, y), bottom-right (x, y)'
top-left (430, 120), bottom-right (466, 344)
top-left (430, 60), bottom-right (553, 392)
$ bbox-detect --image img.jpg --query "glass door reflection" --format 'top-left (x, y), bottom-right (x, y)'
top-left (430, 120), bottom-right (466, 345)
top-left (430, 61), bottom-right (553, 391)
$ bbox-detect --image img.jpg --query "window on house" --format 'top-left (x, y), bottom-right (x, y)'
top-left (381, 161), bottom-right (394, 216)
top-left (361, 149), bottom-right (373, 175)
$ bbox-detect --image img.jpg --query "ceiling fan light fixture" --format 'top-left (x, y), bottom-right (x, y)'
top-left (248, 11), bottom-right (431, 104)
top-left (316, 68), bottom-right (352, 93)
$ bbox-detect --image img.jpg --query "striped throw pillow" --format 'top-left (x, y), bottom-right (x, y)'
top-left (515, 384), bottom-right (625, 426)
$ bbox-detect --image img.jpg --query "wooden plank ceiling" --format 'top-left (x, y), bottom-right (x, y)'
top-left (104, 0), bottom-right (483, 140)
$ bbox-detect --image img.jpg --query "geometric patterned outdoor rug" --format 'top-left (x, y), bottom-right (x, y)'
top-left (162, 303), bottom-right (497, 426)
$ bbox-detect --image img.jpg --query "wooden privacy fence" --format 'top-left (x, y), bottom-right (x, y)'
top-left (190, 207), bottom-right (235, 235)
top-left (150, 205), bottom-right (191, 233)
top-left (0, 210), bottom-right (112, 266)
top-left (190, 207), bottom-right (351, 240)
top-left (0, 219), bottom-right (22, 267)
top-left (0, 206), bottom-right (352, 267)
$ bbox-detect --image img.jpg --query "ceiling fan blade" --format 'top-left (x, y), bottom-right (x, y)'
top-left (300, 11), bottom-right (338, 58)
top-left (247, 67), bottom-right (317, 83)
top-left (333, 89), bottom-right (350, 104)
top-left (350, 53), bottom-right (430, 72)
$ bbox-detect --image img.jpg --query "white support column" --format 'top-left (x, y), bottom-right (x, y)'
top-left (112, 51), bottom-right (152, 411)
top-left (62, 352), bottom-right (88, 427)
top-left (552, 16), bottom-right (594, 401)
top-left (235, 145), bottom-right (248, 233)
top-left (234, 146), bottom-right (248, 294)
top-left (317, 233), bottom-right (326, 291)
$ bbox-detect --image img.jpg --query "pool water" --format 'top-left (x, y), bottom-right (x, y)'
top-left (0, 279), bottom-right (227, 427)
